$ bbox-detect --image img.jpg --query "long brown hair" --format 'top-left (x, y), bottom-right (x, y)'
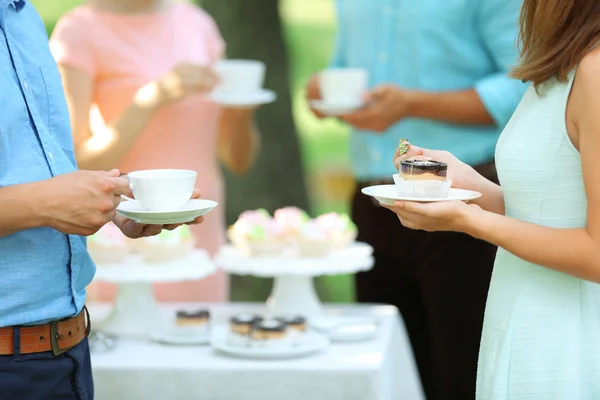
top-left (512, 0), bottom-right (600, 87)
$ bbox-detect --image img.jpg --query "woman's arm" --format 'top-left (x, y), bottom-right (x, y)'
top-left (216, 108), bottom-right (260, 175)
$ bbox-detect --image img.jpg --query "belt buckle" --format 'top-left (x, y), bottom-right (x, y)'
top-left (50, 321), bottom-right (67, 356)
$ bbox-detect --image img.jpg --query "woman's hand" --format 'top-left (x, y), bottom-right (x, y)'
top-left (139, 63), bottom-right (220, 108)
top-left (382, 200), bottom-right (481, 233)
top-left (393, 142), bottom-right (472, 189)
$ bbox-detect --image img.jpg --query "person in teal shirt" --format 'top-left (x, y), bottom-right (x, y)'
top-left (307, 1), bottom-right (527, 399)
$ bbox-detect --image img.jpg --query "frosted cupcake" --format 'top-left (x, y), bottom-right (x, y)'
top-left (273, 207), bottom-right (310, 242)
top-left (297, 221), bottom-right (332, 257)
top-left (228, 209), bottom-right (286, 257)
top-left (393, 160), bottom-right (451, 198)
top-left (314, 212), bottom-right (357, 249)
top-left (139, 225), bottom-right (194, 263)
top-left (87, 222), bottom-right (129, 264)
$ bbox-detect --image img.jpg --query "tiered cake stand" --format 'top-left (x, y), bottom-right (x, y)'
top-left (93, 250), bottom-right (217, 338)
top-left (215, 243), bottom-right (374, 319)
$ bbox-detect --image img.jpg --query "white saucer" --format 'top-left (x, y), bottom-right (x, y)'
top-left (361, 184), bottom-right (482, 206)
top-left (310, 316), bottom-right (378, 342)
top-left (211, 328), bottom-right (329, 360)
top-left (150, 331), bottom-right (210, 346)
top-left (210, 89), bottom-right (276, 107)
top-left (116, 199), bottom-right (218, 225)
top-left (309, 99), bottom-right (364, 116)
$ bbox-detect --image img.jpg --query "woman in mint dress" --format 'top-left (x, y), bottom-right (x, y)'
top-left (385, 1), bottom-right (600, 398)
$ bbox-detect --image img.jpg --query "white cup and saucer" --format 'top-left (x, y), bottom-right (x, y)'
top-left (310, 68), bottom-right (368, 116)
top-left (117, 169), bottom-right (218, 225)
top-left (210, 60), bottom-right (277, 107)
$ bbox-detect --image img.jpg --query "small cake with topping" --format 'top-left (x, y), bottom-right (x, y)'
top-left (273, 206), bottom-right (310, 241)
top-left (139, 225), bottom-right (194, 263)
top-left (275, 315), bottom-right (307, 332)
top-left (297, 221), bottom-right (332, 257)
top-left (394, 160), bottom-right (451, 198)
top-left (227, 313), bottom-right (263, 346)
top-left (87, 222), bottom-right (129, 264)
top-left (314, 213), bottom-right (357, 249)
top-left (228, 209), bottom-right (286, 257)
top-left (250, 319), bottom-right (292, 348)
top-left (176, 310), bottom-right (210, 334)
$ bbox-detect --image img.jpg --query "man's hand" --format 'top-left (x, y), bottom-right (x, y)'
top-left (114, 188), bottom-right (205, 239)
top-left (41, 169), bottom-right (130, 236)
top-left (340, 84), bottom-right (414, 132)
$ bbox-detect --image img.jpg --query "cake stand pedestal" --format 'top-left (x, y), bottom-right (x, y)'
top-left (215, 243), bottom-right (374, 320)
top-left (93, 250), bottom-right (216, 339)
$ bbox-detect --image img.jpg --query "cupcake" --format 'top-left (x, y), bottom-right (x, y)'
top-left (228, 210), bottom-right (286, 257)
top-left (139, 225), bottom-right (194, 263)
top-left (273, 206), bottom-right (310, 241)
top-left (297, 221), bottom-right (332, 258)
top-left (394, 160), bottom-right (451, 198)
top-left (314, 212), bottom-right (357, 248)
top-left (87, 222), bottom-right (129, 264)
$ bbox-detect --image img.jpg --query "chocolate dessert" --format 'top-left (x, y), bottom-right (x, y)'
top-left (176, 310), bottom-right (210, 327)
top-left (275, 315), bottom-right (307, 332)
top-left (250, 319), bottom-right (288, 340)
top-left (230, 313), bottom-right (263, 335)
top-left (399, 160), bottom-right (447, 181)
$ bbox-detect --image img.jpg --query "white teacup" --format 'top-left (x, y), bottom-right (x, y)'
top-left (319, 68), bottom-right (368, 105)
top-left (213, 59), bottom-right (265, 95)
top-left (127, 169), bottom-right (196, 211)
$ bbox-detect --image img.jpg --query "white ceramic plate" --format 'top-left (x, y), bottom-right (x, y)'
top-left (211, 329), bottom-right (329, 359)
top-left (116, 199), bottom-right (218, 225)
top-left (309, 99), bottom-right (364, 116)
top-left (361, 184), bottom-right (482, 206)
top-left (210, 89), bottom-right (276, 107)
top-left (310, 316), bottom-right (378, 342)
top-left (150, 331), bottom-right (210, 346)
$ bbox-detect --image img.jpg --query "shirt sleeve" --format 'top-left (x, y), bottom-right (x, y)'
top-left (474, 0), bottom-right (528, 127)
top-left (49, 12), bottom-right (96, 76)
top-left (194, 6), bottom-right (226, 62)
top-left (328, 0), bottom-right (346, 68)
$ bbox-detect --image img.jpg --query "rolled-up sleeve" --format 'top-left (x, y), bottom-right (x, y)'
top-left (474, 0), bottom-right (528, 127)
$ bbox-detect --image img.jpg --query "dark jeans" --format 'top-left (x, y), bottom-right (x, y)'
top-left (353, 162), bottom-right (498, 400)
top-left (0, 337), bottom-right (93, 400)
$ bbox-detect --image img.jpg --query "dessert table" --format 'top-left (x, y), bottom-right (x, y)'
top-left (88, 303), bottom-right (424, 400)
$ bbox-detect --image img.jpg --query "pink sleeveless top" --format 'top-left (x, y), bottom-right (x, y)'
top-left (50, 2), bottom-right (228, 302)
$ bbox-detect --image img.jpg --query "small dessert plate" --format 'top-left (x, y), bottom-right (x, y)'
top-left (361, 184), bottom-right (482, 206)
top-left (209, 89), bottom-right (276, 107)
top-left (150, 331), bottom-right (210, 346)
top-left (309, 99), bottom-right (364, 116)
top-left (116, 199), bottom-right (218, 225)
top-left (310, 316), bottom-right (379, 343)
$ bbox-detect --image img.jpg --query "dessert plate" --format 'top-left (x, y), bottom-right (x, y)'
top-left (116, 199), bottom-right (218, 225)
top-left (150, 330), bottom-right (210, 346)
top-left (209, 89), bottom-right (276, 107)
top-left (211, 329), bottom-right (329, 359)
top-left (309, 99), bottom-right (364, 116)
top-left (362, 184), bottom-right (481, 206)
top-left (310, 316), bottom-right (379, 343)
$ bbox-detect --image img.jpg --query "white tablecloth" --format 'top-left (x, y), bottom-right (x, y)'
top-left (88, 303), bottom-right (424, 400)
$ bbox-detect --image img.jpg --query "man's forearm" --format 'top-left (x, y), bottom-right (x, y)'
top-left (0, 182), bottom-right (46, 238)
top-left (406, 89), bottom-right (494, 126)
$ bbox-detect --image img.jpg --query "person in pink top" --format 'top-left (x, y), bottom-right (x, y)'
top-left (50, 0), bottom-right (261, 302)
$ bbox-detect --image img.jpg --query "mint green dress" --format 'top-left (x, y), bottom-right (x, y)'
top-left (476, 72), bottom-right (600, 399)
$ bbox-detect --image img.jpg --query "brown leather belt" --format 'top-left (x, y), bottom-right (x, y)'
top-left (0, 308), bottom-right (90, 356)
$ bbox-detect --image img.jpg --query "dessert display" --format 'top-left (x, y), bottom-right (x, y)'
top-left (394, 160), bottom-right (451, 198)
top-left (87, 222), bottom-right (129, 264)
top-left (139, 225), bottom-right (194, 263)
top-left (227, 208), bottom-right (358, 258)
top-left (226, 313), bottom-right (309, 348)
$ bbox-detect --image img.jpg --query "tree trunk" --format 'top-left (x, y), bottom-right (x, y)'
top-left (199, 0), bottom-right (310, 301)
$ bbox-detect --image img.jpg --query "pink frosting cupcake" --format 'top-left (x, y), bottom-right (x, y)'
top-left (228, 209), bottom-right (286, 256)
top-left (273, 207), bottom-right (310, 241)
top-left (314, 213), bottom-right (358, 249)
top-left (87, 222), bottom-right (129, 264)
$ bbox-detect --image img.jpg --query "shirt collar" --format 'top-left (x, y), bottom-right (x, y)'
top-left (1, 0), bottom-right (25, 12)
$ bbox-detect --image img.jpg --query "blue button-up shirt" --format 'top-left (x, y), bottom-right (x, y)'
top-left (0, 0), bottom-right (95, 327)
top-left (331, 0), bottom-right (528, 180)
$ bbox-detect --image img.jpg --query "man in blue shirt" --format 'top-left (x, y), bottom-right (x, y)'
top-left (0, 2), bottom-right (204, 398)
top-left (307, 1), bottom-right (527, 399)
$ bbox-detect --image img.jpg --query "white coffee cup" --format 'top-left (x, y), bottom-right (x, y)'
top-left (319, 68), bottom-right (368, 105)
top-left (127, 169), bottom-right (196, 211)
top-left (213, 59), bottom-right (265, 95)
